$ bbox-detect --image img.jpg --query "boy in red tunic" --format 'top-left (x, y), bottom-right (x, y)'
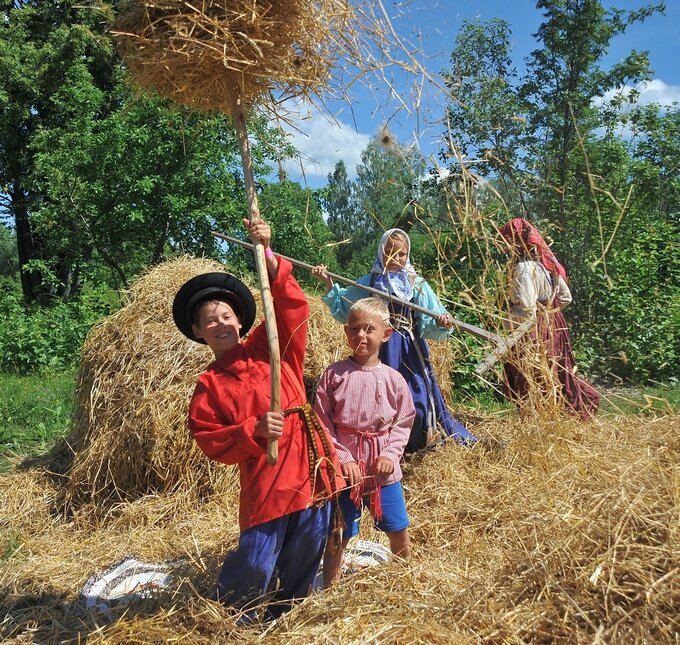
top-left (173, 218), bottom-right (343, 620)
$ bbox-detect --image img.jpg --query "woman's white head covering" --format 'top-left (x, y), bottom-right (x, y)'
top-left (371, 228), bottom-right (417, 301)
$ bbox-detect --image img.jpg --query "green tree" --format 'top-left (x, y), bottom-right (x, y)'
top-left (0, 0), bottom-right (294, 299)
top-left (322, 160), bottom-right (358, 266)
top-left (354, 131), bottom-right (427, 234)
top-left (521, 0), bottom-right (662, 226)
top-left (0, 0), bottom-right (117, 300)
top-left (586, 104), bottom-right (680, 380)
top-left (626, 103), bottom-right (680, 226)
top-left (320, 134), bottom-right (428, 275)
top-left (440, 18), bottom-right (527, 210)
top-left (0, 225), bottom-right (18, 276)
top-left (255, 180), bottom-right (335, 286)
top-left (30, 82), bottom-right (290, 290)
top-left (435, 1), bottom-right (677, 384)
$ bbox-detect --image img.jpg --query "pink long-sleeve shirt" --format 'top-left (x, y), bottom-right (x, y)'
top-left (314, 358), bottom-right (415, 486)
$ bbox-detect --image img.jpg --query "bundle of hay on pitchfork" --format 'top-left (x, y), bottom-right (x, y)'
top-left (112, 0), bottom-right (360, 114)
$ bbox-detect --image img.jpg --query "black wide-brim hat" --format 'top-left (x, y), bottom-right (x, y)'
top-left (173, 272), bottom-right (256, 343)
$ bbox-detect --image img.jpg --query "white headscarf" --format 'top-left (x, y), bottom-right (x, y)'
top-left (371, 228), bottom-right (417, 301)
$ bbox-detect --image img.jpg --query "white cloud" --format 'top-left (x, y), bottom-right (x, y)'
top-left (592, 79), bottom-right (680, 140)
top-left (635, 79), bottom-right (680, 106)
top-left (279, 107), bottom-right (372, 184)
top-left (598, 78), bottom-right (680, 108)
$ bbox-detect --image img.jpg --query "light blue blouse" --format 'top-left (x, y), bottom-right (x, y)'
top-left (322, 273), bottom-right (451, 342)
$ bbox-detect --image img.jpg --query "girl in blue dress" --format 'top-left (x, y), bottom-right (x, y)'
top-left (312, 228), bottom-right (477, 453)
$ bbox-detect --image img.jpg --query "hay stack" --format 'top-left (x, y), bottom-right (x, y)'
top-left (111, 0), bottom-right (357, 114)
top-left (63, 256), bottom-right (233, 513)
top-left (64, 256), bottom-right (446, 513)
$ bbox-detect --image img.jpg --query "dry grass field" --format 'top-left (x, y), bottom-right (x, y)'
top-left (0, 258), bottom-right (676, 644)
top-left (0, 413), bottom-right (677, 644)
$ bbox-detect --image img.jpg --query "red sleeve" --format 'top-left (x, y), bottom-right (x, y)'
top-left (245, 257), bottom-right (308, 381)
top-left (188, 377), bottom-right (266, 464)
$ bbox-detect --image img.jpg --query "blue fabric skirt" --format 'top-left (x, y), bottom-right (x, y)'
top-left (379, 320), bottom-right (477, 453)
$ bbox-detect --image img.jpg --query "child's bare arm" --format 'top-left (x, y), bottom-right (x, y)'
top-left (311, 265), bottom-right (333, 291)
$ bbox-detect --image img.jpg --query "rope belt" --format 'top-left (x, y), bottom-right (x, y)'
top-left (284, 403), bottom-right (345, 552)
top-left (335, 424), bottom-right (390, 521)
top-left (537, 297), bottom-right (563, 317)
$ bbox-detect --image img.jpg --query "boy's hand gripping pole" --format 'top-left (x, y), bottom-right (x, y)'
top-left (231, 89), bottom-right (280, 465)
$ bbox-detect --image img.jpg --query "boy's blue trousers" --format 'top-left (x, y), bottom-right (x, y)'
top-left (214, 502), bottom-right (331, 619)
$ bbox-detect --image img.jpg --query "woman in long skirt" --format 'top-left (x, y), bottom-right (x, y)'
top-left (499, 218), bottom-right (600, 420)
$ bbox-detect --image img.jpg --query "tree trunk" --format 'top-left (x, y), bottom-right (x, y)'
top-left (11, 181), bottom-right (42, 302)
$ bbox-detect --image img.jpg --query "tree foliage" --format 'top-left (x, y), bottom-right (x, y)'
top-left (0, 225), bottom-right (18, 276)
top-left (438, 0), bottom-right (677, 383)
top-left (322, 160), bottom-right (359, 266)
top-left (31, 86), bottom-right (287, 289)
top-left (0, 280), bottom-right (116, 373)
top-left (440, 17), bottom-right (527, 209)
top-left (0, 0), bottom-right (291, 300)
top-left (0, 0), bottom-right (119, 299)
top-left (251, 180), bottom-right (335, 286)
top-left (0, 0), bottom-right (676, 387)
top-left (321, 131), bottom-right (429, 276)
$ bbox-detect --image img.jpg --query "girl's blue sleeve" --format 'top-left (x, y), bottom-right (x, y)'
top-left (322, 275), bottom-right (373, 324)
top-left (414, 277), bottom-right (450, 341)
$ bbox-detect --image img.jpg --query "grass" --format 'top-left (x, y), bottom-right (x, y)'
top-left (456, 375), bottom-right (680, 417)
top-left (0, 370), bottom-right (75, 470)
top-left (598, 380), bottom-right (680, 415)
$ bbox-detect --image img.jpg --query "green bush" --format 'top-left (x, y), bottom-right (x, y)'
top-left (0, 282), bottom-right (117, 374)
top-left (581, 221), bottom-right (680, 384)
top-left (0, 226), bottom-right (19, 276)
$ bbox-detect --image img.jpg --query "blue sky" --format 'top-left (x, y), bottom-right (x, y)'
top-left (279, 0), bottom-right (680, 187)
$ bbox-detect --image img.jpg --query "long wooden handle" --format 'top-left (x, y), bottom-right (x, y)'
top-left (210, 231), bottom-right (502, 344)
top-left (230, 91), bottom-right (280, 466)
top-left (211, 229), bottom-right (529, 380)
top-left (474, 318), bottom-right (535, 376)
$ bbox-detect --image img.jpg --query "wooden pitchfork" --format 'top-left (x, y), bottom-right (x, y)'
top-left (210, 231), bottom-right (533, 377)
